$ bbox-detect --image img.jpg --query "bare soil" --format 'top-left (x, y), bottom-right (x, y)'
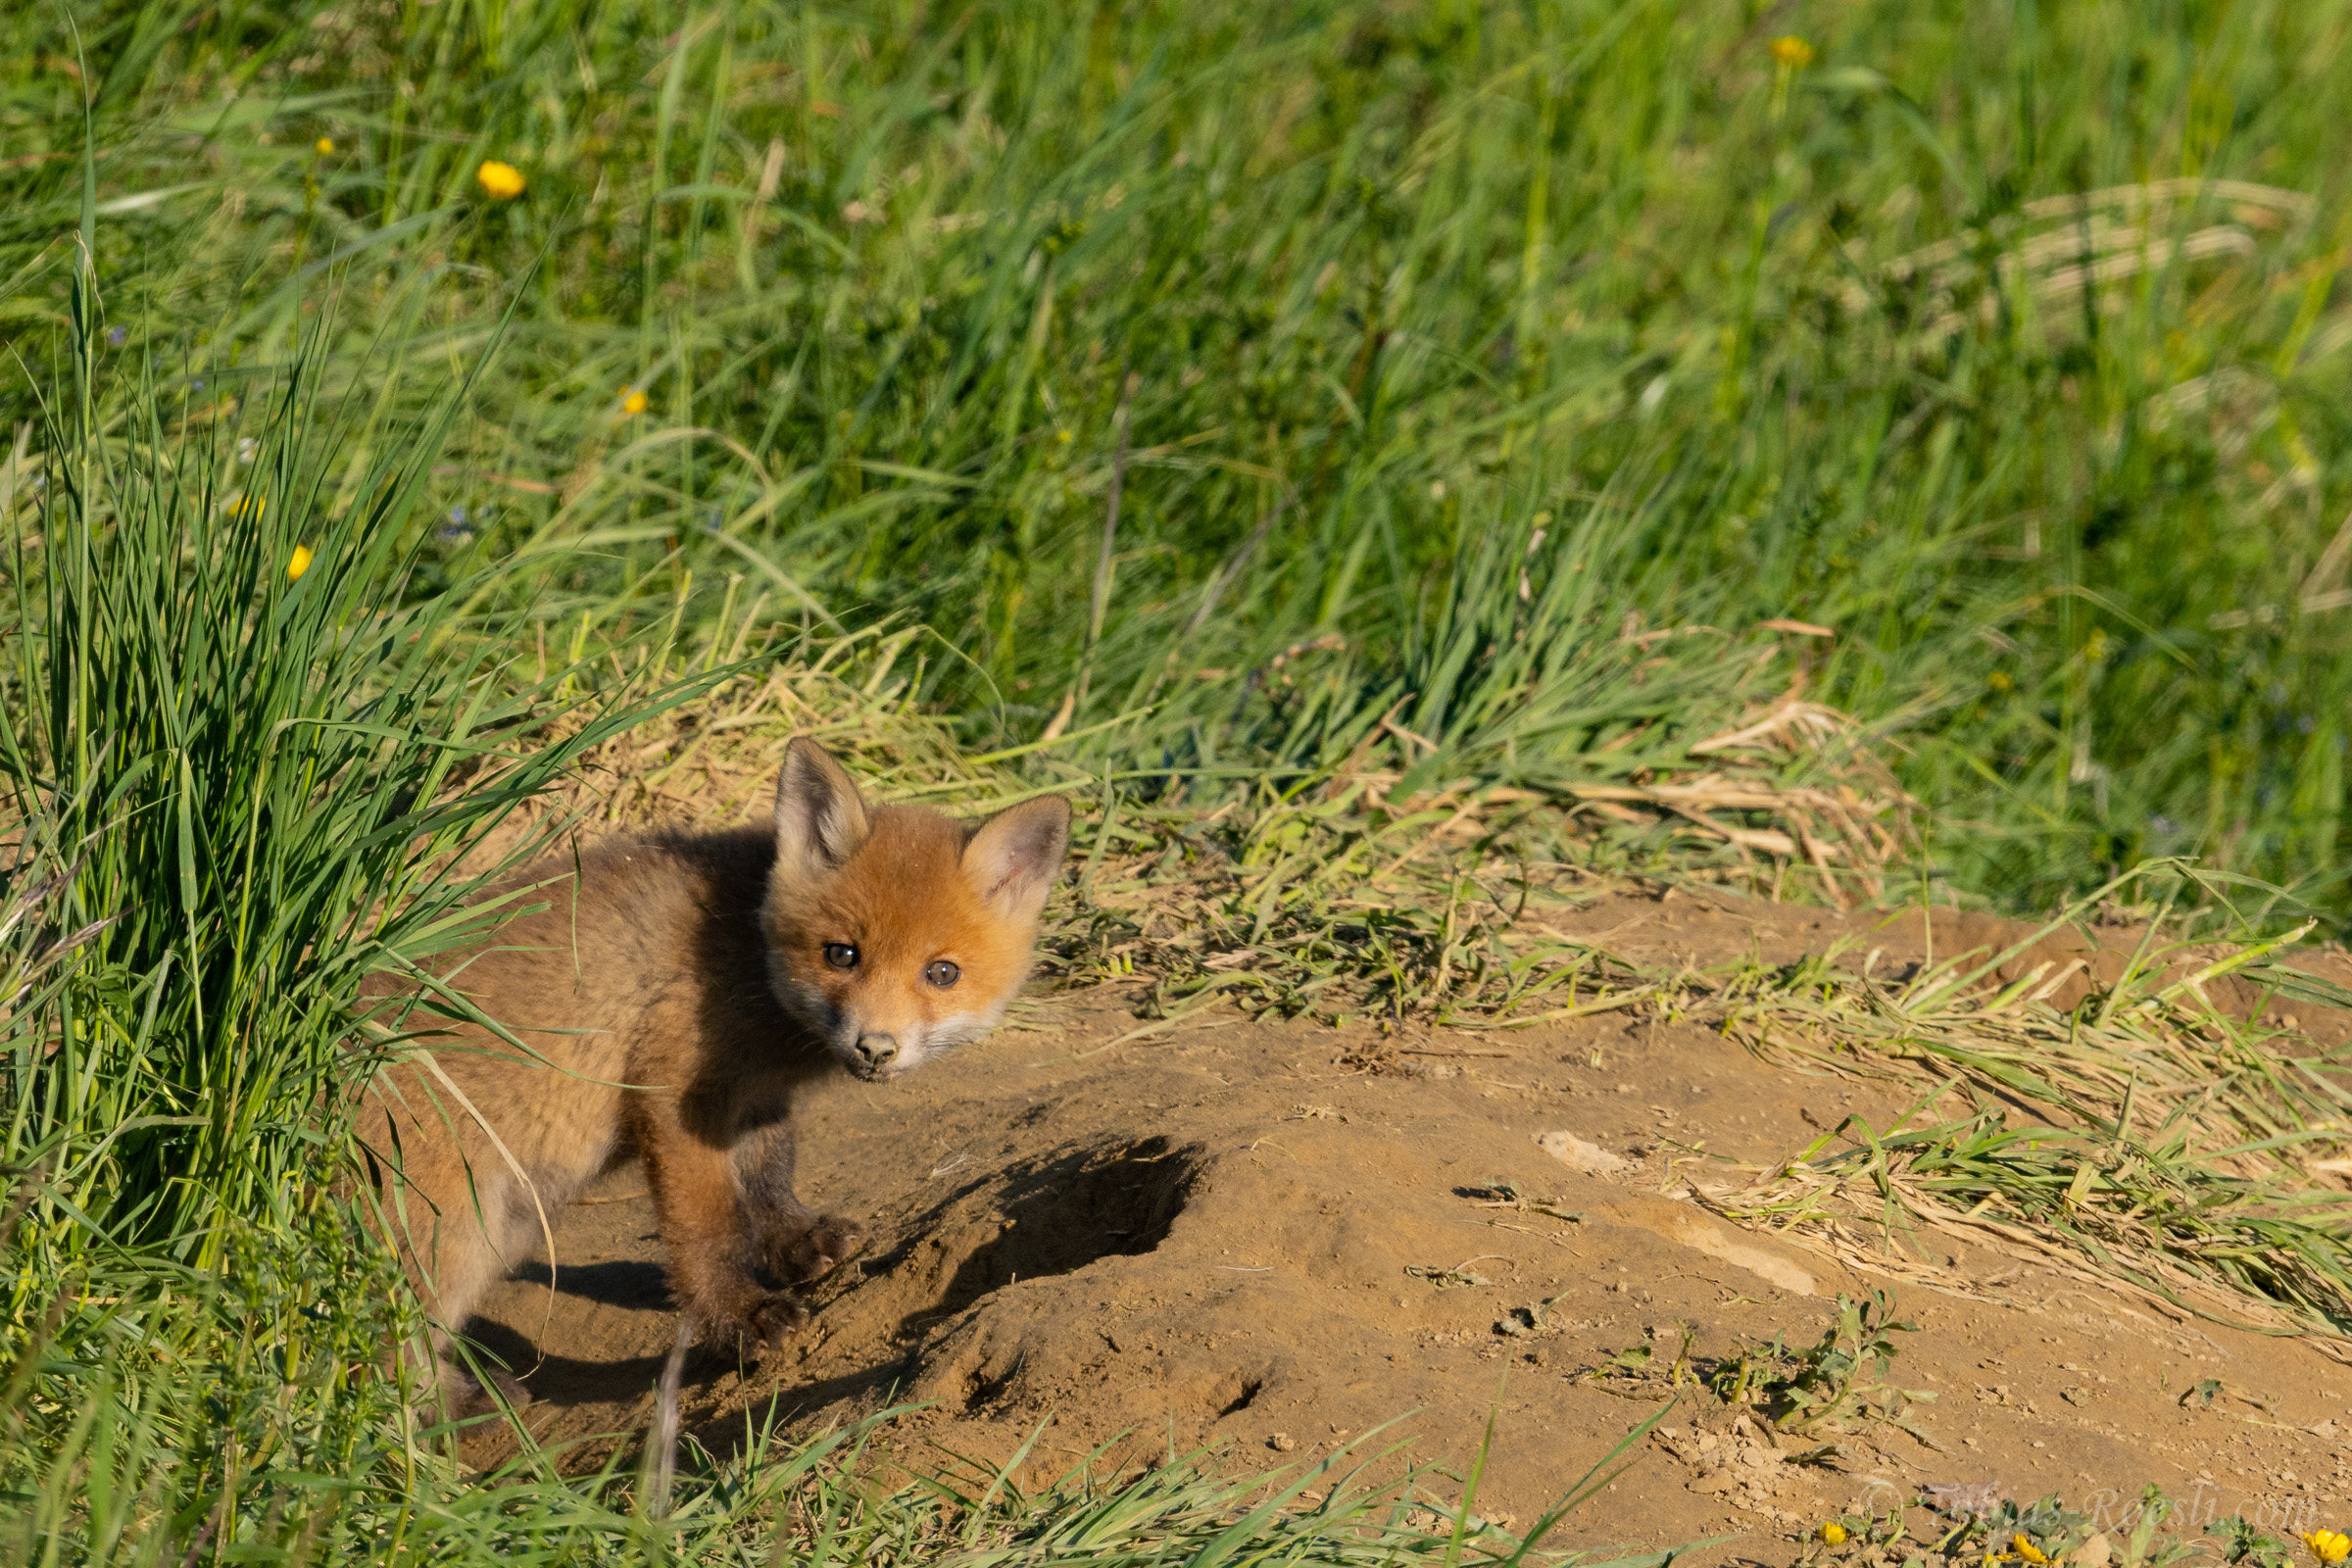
top-left (461, 890), bottom-right (2352, 1560)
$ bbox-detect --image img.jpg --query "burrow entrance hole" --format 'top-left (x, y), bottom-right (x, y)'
top-left (931, 1137), bottom-right (1196, 1316)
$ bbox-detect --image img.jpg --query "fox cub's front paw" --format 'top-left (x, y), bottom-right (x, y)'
top-left (774, 1215), bottom-right (866, 1283)
top-left (743, 1291), bottom-right (810, 1352)
top-left (690, 1289), bottom-right (810, 1355)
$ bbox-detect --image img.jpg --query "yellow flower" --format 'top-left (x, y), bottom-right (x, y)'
top-left (1771, 35), bottom-right (1816, 68)
top-left (2306, 1531), bottom-right (2351, 1565)
top-left (1989, 670), bottom-right (2016, 694)
top-left (1818, 1522), bottom-right (1848, 1545)
top-left (315, 136), bottom-right (335, 155)
top-left (286, 544), bottom-right (314, 581)
top-left (621, 388), bottom-right (649, 416)
top-left (475, 160), bottom-right (526, 200)
top-left (231, 494), bottom-right (265, 520)
top-left (2014, 1536), bottom-right (2050, 1565)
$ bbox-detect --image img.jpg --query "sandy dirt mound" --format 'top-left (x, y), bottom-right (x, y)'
top-left (462, 892), bottom-right (2352, 1557)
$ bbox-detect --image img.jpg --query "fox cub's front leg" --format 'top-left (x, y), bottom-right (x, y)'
top-left (735, 1118), bottom-right (867, 1285)
top-left (637, 1102), bottom-right (809, 1351)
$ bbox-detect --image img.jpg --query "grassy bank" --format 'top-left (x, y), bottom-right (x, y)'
top-left (6, 0), bottom-right (2352, 1562)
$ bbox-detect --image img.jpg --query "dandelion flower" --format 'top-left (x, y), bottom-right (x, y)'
top-left (621, 388), bottom-right (649, 416)
top-left (2014, 1536), bottom-right (2050, 1565)
top-left (315, 136), bottom-right (335, 155)
top-left (1771, 35), bottom-right (1815, 68)
top-left (231, 494), bottom-right (266, 520)
top-left (287, 544), bottom-right (314, 581)
top-left (1988, 670), bottom-right (2016, 694)
top-left (2306, 1532), bottom-right (2351, 1565)
top-left (476, 160), bottom-right (526, 199)
top-left (1818, 1522), bottom-right (1848, 1545)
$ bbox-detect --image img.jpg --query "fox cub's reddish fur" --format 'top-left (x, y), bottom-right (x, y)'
top-left (364, 738), bottom-right (1071, 1411)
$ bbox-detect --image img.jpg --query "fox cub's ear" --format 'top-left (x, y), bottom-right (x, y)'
top-left (773, 738), bottom-right (872, 880)
top-left (963, 796), bottom-right (1072, 922)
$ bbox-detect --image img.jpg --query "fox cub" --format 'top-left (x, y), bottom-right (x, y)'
top-left (364, 738), bottom-right (1071, 1412)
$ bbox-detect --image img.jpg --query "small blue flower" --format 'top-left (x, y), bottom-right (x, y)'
top-left (107, 325), bottom-right (125, 346)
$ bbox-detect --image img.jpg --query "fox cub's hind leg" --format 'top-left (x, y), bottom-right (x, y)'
top-left (364, 1089), bottom-right (540, 1416)
top-left (736, 1118), bottom-right (867, 1285)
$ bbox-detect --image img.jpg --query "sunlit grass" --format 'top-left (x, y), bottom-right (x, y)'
top-left (4, 0), bottom-right (2351, 913)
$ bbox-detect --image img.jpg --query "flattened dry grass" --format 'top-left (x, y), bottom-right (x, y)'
top-left (1671, 878), bottom-right (2352, 1351)
top-left (521, 643), bottom-right (1905, 1020)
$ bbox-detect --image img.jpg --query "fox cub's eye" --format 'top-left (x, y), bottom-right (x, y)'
top-left (822, 942), bottom-right (859, 970)
top-left (923, 959), bottom-right (961, 989)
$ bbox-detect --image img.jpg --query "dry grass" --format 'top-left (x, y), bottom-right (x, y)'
top-left (528, 622), bottom-right (1913, 1032)
top-left (1838, 178), bottom-right (2318, 340)
top-left (1665, 885), bottom-right (2352, 1353)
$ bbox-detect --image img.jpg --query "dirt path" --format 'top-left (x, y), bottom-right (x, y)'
top-left (460, 891), bottom-right (2352, 1559)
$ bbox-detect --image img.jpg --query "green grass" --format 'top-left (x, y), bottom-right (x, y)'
top-left (1578, 1290), bottom-right (1938, 1453)
top-left (7, 0), bottom-right (2352, 913)
top-left (0, 286), bottom-right (721, 1266)
top-left (8, 0), bottom-right (2352, 1561)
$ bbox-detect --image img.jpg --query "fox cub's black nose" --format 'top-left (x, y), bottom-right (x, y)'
top-left (854, 1034), bottom-right (899, 1071)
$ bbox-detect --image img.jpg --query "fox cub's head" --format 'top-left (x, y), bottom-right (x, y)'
top-left (760, 737), bottom-right (1072, 1082)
